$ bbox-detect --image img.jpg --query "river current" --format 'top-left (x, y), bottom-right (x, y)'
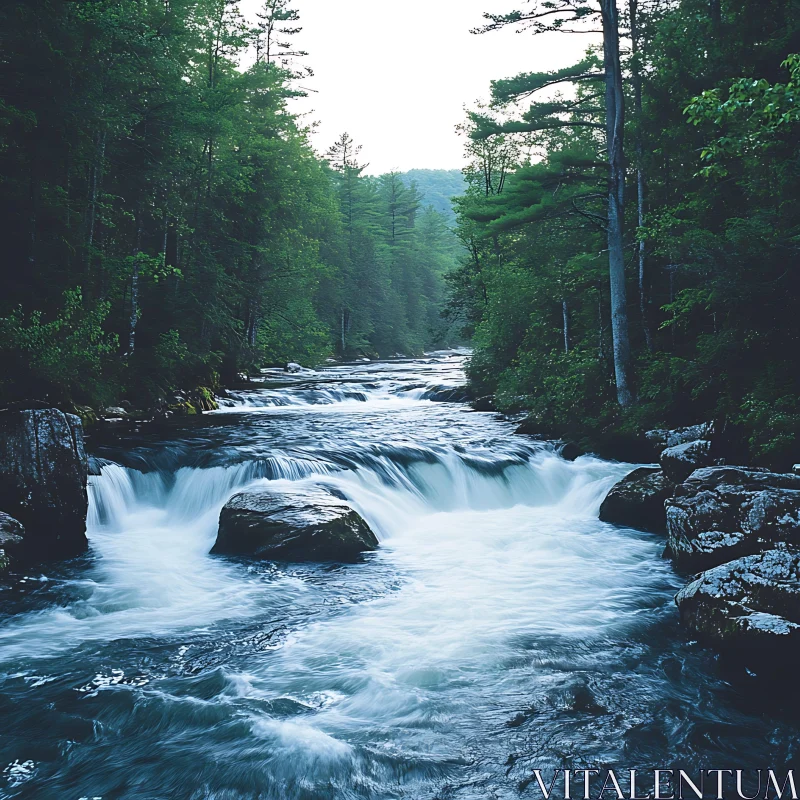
top-left (0, 353), bottom-right (798, 799)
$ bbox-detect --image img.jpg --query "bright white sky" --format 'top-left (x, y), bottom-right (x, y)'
top-left (239, 0), bottom-right (594, 175)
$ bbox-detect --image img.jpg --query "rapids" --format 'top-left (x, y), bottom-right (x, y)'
top-left (0, 353), bottom-right (798, 799)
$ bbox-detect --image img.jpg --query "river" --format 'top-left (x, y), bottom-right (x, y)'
top-left (0, 353), bottom-right (798, 799)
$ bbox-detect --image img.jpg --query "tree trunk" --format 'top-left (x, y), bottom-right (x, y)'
top-left (710, 0), bottom-right (722, 34)
top-left (629, 0), bottom-right (654, 352)
top-left (87, 129), bottom-right (106, 258)
top-left (600, 0), bottom-right (634, 407)
top-left (562, 298), bottom-right (570, 354)
top-left (129, 216), bottom-right (143, 356)
top-left (636, 168), bottom-right (653, 351)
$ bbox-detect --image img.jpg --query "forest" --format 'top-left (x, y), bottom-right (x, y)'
top-left (0, 0), bottom-right (461, 412)
top-left (448, 0), bottom-right (800, 469)
top-left (3, 2), bottom-right (800, 794)
top-left (2, 0), bottom-right (799, 468)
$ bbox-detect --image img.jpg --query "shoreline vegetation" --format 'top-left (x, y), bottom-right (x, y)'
top-left (447, 0), bottom-right (800, 474)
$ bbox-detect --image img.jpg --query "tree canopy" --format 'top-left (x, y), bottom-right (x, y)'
top-left (0, 0), bottom-right (461, 409)
top-left (449, 0), bottom-right (800, 467)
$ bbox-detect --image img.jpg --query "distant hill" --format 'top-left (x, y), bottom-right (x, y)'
top-left (400, 169), bottom-right (465, 224)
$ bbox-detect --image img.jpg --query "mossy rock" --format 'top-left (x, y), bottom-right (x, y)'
top-left (71, 404), bottom-right (98, 429)
top-left (168, 401), bottom-right (198, 416)
top-left (191, 386), bottom-right (218, 412)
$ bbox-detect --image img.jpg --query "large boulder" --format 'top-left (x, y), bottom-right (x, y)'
top-left (599, 467), bottom-right (674, 533)
top-left (213, 485), bottom-right (378, 562)
top-left (675, 548), bottom-right (800, 656)
top-left (659, 439), bottom-right (713, 483)
top-left (0, 407), bottom-right (89, 560)
top-left (0, 512), bottom-right (24, 575)
top-left (666, 466), bottom-right (800, 571)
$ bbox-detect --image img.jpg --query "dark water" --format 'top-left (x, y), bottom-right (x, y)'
top-left (0, 353), bottom-right (797, 799)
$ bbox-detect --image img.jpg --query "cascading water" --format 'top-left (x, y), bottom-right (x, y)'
top-left (1, 353), bottom-right (798, 800)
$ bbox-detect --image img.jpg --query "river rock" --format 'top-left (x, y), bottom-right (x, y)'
top-left (285, 362), bottom-right (303, 374)
top-left (471, 395), bottom-right (496, 412)
top-left (213, 485), bottom-right (378, 562)
top-left (0, 512), bottom-right (24, 575)
top-left (599, 467), bottom-right (674, 533)
top-left (422, 385), bottom-right (471, 403)
top-left (666, 466), bottom-right (800, 571)
top-left (189, 387), bottom-right (218, 412)
top-left (645, 423), bottom-right (713, 452)
top-left (659, 439), bottom-right (713, 483)
top-left (675, 548), bottom-right (800, 655)
top-left (0, 407), bottom-right (89, 560)
top-left (557, 441), bottom-right (584, 462)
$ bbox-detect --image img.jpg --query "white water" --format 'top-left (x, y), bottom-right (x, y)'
top-left (0, 444), bottom-right (650, 667)
top-left (0, 356), bottom-right (691, 799)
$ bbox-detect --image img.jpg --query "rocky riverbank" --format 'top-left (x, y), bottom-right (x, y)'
top-left (0, 404), bottom-right (90, 574)
top-left (598, 422), bottom-right (800, 664)
top-left (5, 379), bottom-right (798, 670)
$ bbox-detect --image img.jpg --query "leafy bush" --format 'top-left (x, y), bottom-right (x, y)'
top-left (0, 289), bottom-right (118, 405)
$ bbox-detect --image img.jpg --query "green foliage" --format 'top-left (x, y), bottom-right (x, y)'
top-left (0, 1), bottom-right (457, 408)
top-left (399, 170), bottom-right (465, 223)
top-left (455, 0), bottom-right (800, 467)
top-left (0, 290), bottom-right (118, 404)
top-left (685, 54), bottom-right (800, 176)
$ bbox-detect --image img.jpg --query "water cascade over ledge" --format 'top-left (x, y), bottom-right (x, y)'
top-left (0, 353), bottom-right (797, 799)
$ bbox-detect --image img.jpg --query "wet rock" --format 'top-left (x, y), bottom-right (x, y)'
top-left (71, 404), bottom-right (98, 429)
top-left (285, 362), bottom-right (303, 373)
top-left (422, 385), bottom-right (471, 403)
top-left (599, 467), bottom-right (674, 533)
top-left (213, 485), bottom-right (378, 562)
top-left (793, 464), bottom-right (800, 476)
top-left (666, 466), bottom-right (800, 571)
top-left (676, 465), bottom-right (786, 491)
top-left (591, 429), bottom-right (664, 464)
top-left (557, 441), bottom-right (583, 462)
top-left (513, 418), bottom-right (553, 437)
top-left (471, 395), bottom-right (496, 412)
top-left (660, 439), bottom-right (713, 483)
top-left (675, 548), bottom-right (800, 655)
top-left (103, 406), bottom-right (129, 418)
top-left (0, 407), bottom-right (89, 560)
top-left (189, 386), bottom-right (218, 412)
top-left (645, 423), bottom-right (713, 451)
top-left (0, 512), bottom-right (24, 575)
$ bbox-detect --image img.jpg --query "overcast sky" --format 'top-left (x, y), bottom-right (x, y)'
top-left (239, 0), bottom-right (593, 175)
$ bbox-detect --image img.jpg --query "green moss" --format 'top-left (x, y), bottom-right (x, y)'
top-left (192, 386), bottom-right (218, 412)
top-left (168, 401), bottom-right (197, 417)
top-left (71, 404), bottom-right (98, 429)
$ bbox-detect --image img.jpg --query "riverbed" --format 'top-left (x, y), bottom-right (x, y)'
top-left (0, 353), bottom-right (797, 799)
